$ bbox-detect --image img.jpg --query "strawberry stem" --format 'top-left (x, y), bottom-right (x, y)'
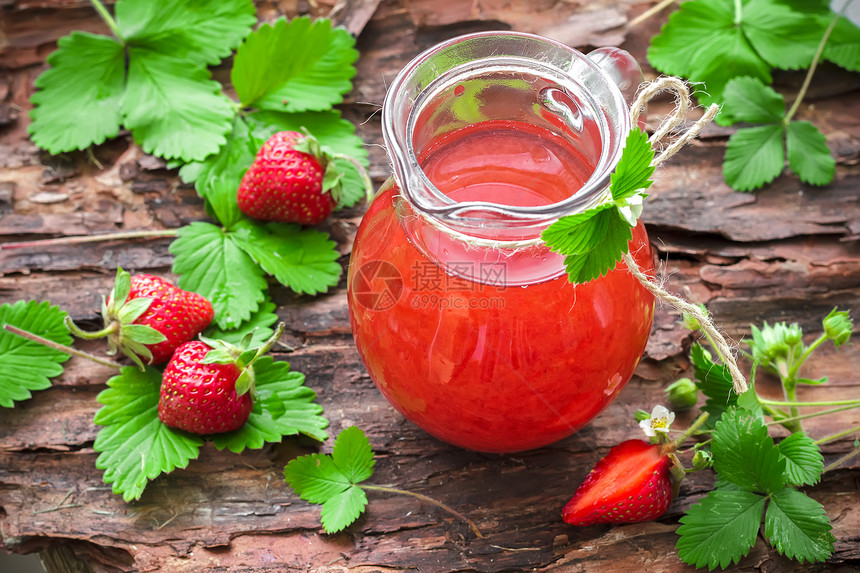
top-left (252, 322), bottom-right (286, 362)
top-left (783, 7), bottom-right (844, 126)
top-left (3, 324), bottom-right (123, 370)
top-left (665, 411), bottom-right (710, 453)
top-left (814, 424), bottom-right (860, 446)
top-left (1, 229), bottom-right (178, 250)
top-left (89, 0), bottom-right (123, 40)
top-left (765, 404), bottom-right (860, 427)
top-left (65, 316), bottom-right (118, 340)
top-left (759, 398), bottom-right (860, 408)
top-left (822, 445), bottom-right (860, 473)
top-left (360, 484), bottom-right (484, 538)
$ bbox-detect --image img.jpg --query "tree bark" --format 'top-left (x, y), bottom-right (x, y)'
top-left (1, 1), bottom-right (858, 571)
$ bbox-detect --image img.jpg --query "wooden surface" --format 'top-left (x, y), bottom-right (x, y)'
top-left (1, 1), bottom-right (859, 571)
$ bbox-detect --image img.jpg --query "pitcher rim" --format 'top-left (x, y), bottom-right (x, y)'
top-left (381, 30), bottom-right (631, 225)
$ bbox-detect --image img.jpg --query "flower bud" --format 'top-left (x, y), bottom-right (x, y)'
top-left (665, 377), bottom-right (698, 411)
top-left (823, 307), bottom-right (853, 347)
top-left (784, 324), bottom-right (803, 347)
top-left (692, 450), bottom-right (713, 470)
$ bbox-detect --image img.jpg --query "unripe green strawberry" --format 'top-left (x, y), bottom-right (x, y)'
top-left (665, 377), bottom-right (698, 411)
top-left (158, 340), bottom-right (253, 434)
top-left (822, 307), bottom-right (852, 347)
top-left (237, 131), bottom-right (344, 225)
top-left (66, 268), bottom-right (214, 368)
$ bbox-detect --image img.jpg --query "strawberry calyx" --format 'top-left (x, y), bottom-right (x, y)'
top-left (291, 130), bottom-right (345, 206)
top-left (293, 128), bottom-right (374, 206)
top-left (198, 322), bottom-right (286, 398)
top-left (65, 267), bottom-right (166, 370)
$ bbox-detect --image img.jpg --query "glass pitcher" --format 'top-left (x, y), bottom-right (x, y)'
top-left (347, 32), bottom-right (655, 453)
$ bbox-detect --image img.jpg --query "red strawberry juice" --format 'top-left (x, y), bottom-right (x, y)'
top-left (348, 118), bottom-right (654, 453)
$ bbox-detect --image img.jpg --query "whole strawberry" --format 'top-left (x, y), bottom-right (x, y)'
top-left (158, 340), bottom-right (252, 434)
top-left (563, 439), bottom-right (681, 526)
top-left (66, 268), bottom-right (214, 368)
top-left (157, 324), bottom-right (285, 435)
top-left (237, 131), bottom-right (344, 225)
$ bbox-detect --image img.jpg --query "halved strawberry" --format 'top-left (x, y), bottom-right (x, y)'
top-left (562, 439), bottom-right (680, 526)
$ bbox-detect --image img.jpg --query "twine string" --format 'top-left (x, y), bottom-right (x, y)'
top-left (623, 252), bottom-right (748, 394)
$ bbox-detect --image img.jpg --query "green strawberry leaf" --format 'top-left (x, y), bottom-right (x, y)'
top-left (232, 16), bottom-right (358, 113)
top-left (741, 0), bottom-right (828, 70)
top-left (29, 1), bottom-right (245, 161)
top-left (332, 425), bottom-right (376, 484)
top-left (210, 357), bottom-right (328, 452)
top-left (179, 114), bottom-right (265, 204)
top-left (284, 426), bottom-right (375, 533)
top-left (647, 0), bottom-right (736, 78)
top-left (122, 48), bottom-right (235, 162)
top-left (93, 366), bottom-right (203, 501)
top-left (0, 301), bottom-right (73, 407)
top-left (203, 173), bottom-right (246, 230)
top-left (542, 127), bottom-right (653, 285)
top-left (321, 486), bottom-right (368, 534)
top-left (690, 342), bottom-right (738, 426)
top-left (28, 32), bottom-right (125, 154)
top-left (824, 15), bottom-right (860, 72)
top-left (648, 0), bottom-right (773, 106)
top-left (230, 221), bottom-right (343, 296)
top-left (785, 121), bottom-right (835, 187)
top-left (205, 300), bottom-right (278, 347)
top-left (724, 124), bottom-right (786, 192)
top-left (764, 487), bottom-right (835, 563)
top-left (543, 204), bottom-right (634, 285)
top-left (115, 0), bottom-right (256, 67)
top-left (721, 76), bottom-right (785, 126)
top-left (676, 489), bottom-right (767, 569)
top-left (170, 222), bottom-right (268, 330)
top-left (285, 452), bottom-right (351, 504)
top-left (777, 433), bottom-right (824, 486)
top-left (609, 128), bottom-right (655, 201)
top-left (711, 408), bottom-right (786, 494)
top-left (735, 384), bottom-right (765, 419)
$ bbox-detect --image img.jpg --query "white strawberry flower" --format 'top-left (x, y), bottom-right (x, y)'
top-left (639, 404), bottom-right (675, 437)
top-left (616, 192), bottom-right (645, 227)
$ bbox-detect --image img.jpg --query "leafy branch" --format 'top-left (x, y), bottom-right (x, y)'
top-left (284, 427), bottom-right (484, 537)
top-left (648, 0), bottom-right (860, 191)
top-left (2, 293), bottom-right (328, 501)
top-left (26, 1), bottom-right (372, 330)
top-left (665, 307), bottom-right (858, 569)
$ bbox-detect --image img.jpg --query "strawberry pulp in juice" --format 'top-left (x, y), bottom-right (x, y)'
top-left (348, 119), bottom-right (654, 453)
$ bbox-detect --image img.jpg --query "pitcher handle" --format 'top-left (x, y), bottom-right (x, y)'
top-left (586, 47), bottom-right (644, 127)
